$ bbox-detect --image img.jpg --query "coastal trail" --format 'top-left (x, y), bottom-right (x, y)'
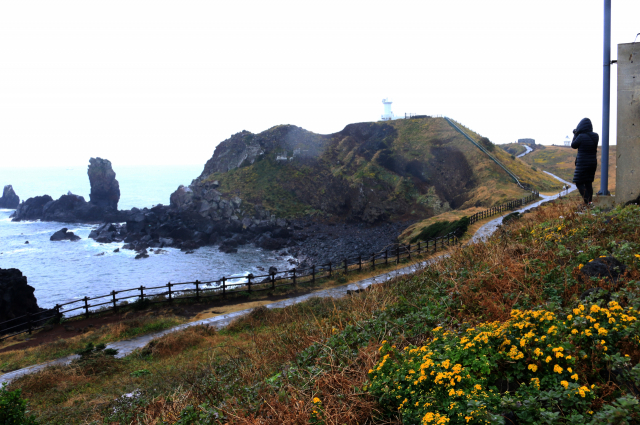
top-left (0, 172), bottom-right (575, 385)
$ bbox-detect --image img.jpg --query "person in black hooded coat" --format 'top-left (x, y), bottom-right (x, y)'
top-left (571, 118), bottom-right (599, 204)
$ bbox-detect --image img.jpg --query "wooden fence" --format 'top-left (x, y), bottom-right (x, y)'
top-left (0, 232), bottom-right (460, 341)
top-left (468, 191), bottom-right (539, 225)
top-left (0, 190), bottom-right (541, 341)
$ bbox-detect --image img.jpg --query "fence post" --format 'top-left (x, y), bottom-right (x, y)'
top-left (112, 291), bottom-right (118, 312)
top-left (344, 258), bottom-right (348, 274)
top-left (358, 255), bottom-right (362, 272)
top-left (139, 286), bottom-right (144, 304)
top-left (84, 296), bottom-right (90, 318)
top-left (417, 241), bottom-right (422, 255)
top-left (195, 280), bottom-right (200, 301)
top-left (407, 243), bottom-right (411, 260)
top-left (247, 274), bottom-right (252, 293)
top-left (396, 246), bottom-right (400, 264)
top-left (312, 265), bottom-right (316, 284)
top-left (371, 253), bottom-right (375, 270)
top-left (328, 261), bottom-right (332, 278)
top-left (55, 304), bottom-right (62, 323)
top-left (385, 249), bottom-right (388, 265)
top-left (292, 269), bottom-right (297, 287)
top-left (222, 277), bottom-right (227, 297)
top-left (271, 271), bottom-right (276, 290)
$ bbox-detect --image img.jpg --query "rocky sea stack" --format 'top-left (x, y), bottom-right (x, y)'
top-left (12, 158), bottom-right (126, 223)
top-left (88, 157), bottom-right (120, 210)
top-left (0, 184), bottom-right (19, 209)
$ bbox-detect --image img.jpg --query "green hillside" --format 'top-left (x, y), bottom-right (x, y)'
top-left (198, 117), bottom-right (563, 222)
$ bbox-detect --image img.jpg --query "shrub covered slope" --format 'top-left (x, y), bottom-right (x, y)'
top-left (9, 197), bottom-right (640, 424)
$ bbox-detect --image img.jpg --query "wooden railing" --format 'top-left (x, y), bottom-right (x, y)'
top-left (0, 232), bottom-right (460, 341)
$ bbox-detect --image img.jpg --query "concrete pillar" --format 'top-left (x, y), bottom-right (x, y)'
top-left (616, 42), bottom-right (640, 204)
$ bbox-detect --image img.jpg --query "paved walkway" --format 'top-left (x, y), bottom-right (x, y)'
top-left (0, 172), bottom-right (572, 385)
top-left (517, 144), bottom-right (533, 158)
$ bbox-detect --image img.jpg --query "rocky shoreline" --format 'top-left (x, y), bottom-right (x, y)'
top-left (4, 157), bottom-right (411, 265)
top-left (286, 218), bottom-right (411, 269)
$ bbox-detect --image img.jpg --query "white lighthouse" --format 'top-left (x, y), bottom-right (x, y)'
top-left (564, 136), bottom-right (571, 146)
top-left (381, 98), bottom-right (394, 121)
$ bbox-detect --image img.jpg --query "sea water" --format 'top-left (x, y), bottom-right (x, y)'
top-left (0, 165), bottom-right (293, 309)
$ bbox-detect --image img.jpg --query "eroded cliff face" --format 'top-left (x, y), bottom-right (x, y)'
top-left (88, 157), bottom-right (120, 210)
top-left (196, 125), bottom-right (329, 181)
top-left (189, 119), bottom-right (471, 224)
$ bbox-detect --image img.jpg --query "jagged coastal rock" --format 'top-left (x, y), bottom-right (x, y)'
top-left (0, 268), bottom-right (44, 329)
top-left (50, 228), bottom-right (81, 242)
top-left (88, 157), bottom-right (120, 210)
top-left (0, 185), bottom-right (19, 209)
top-left (12, 159), bottom-right (127, 223)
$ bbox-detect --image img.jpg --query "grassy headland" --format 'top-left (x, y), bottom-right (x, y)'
top-left (8, 193), bottom-right (640, 424)
top-left (199, 117), bottom-right (562, 223)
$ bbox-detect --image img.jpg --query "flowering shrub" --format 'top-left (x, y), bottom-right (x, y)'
top-left (368, 301), bottom-right (640, 424)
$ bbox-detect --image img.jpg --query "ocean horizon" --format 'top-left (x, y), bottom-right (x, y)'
top-left (0, 165), bottom-right (294, 309)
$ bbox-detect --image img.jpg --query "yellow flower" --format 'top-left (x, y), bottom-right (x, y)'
top-left (571, 373), bottom-right (579, 380)
top-left (561, 380), bottom-right (569, 389)
top-left (528, 364), bottom-right (538, 372)
top-left (313, 397), bottom-right (321, 404)
top-left (554, 364), bottom-right (563, 374)
top-left (545, 356), bottom-right (552, 363)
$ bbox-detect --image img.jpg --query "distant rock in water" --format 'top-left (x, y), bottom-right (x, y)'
top-left (13, 195), bottom-right (54, 220)
top-left (12, 158), bottom-right (127, 223)
top-left (50, 228), bottom-right (81, 242)
top-left (0, 185), bottom-right (20, 209)
top-left (88, 157), bottom-right (120, 210)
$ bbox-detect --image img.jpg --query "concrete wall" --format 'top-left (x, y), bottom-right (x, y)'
top-left (616, 42), bottom-right (640, 204)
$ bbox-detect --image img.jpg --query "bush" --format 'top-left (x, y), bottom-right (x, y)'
top-left (479, 137), bottom-right (495, 152)
top-left (0, 383), bottom-right (38, 425)
top-left (367, 302), bottom-right (640, 424)
top-left (411, 217), bottom-right (469, 243)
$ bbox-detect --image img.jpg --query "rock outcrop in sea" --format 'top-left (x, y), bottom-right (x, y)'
top-left (88, 157), bottom-right (120, 210)
top-left (50, 228), bottom-right (81, 242)
top-left (0, 185), bottom-right (19, 209)
top-left (12, 159), bottom-right (126, 223)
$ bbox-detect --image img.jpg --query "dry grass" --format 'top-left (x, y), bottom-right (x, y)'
top-left (521, 145), bottom-right (617, 192)
top-left (0, 313), bottom-right (184, 372)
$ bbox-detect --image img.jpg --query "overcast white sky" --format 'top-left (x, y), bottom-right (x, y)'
top-left (1, 0), bottom-right (638, 168)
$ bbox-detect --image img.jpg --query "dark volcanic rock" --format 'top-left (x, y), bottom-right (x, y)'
top-left (13, 195), bottom-right (54, 221)
top-left (0, 268), bottom-right (47, 331)
top-left (88, 157), bottom-right (120, 210)
top-left (580, 256), bottom-right (627, 283)
top-left (50, 228), bottom-right (81, 241)
top-left (0, 185), bottom-right (19, 209)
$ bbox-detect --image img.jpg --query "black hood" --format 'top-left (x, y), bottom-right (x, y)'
top-left (575, 118), bottom-right (593, 134)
